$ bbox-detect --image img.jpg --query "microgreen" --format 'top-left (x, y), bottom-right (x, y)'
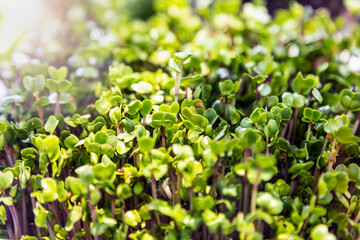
top-left (1, 1), bottom-right (360, 240)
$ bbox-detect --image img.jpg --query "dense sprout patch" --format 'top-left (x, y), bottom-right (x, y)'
top-left (1, 1), bottom-right (360, 240)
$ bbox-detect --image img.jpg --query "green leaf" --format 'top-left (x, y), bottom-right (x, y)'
top-left (239, 129), bottom-right (260, 148)
top-left (348, 163), bottom-right (359, 181)
top-left (201, 209), bottom-right (227, 233)
top-left (0, 122), bottom-right (7, 134)
top-left (151, 112), bottom-right (176, 128)
top-left (90, 186), bottom-right (102, 205)
top-left (77, 165), bottom-right (94, 185)
top-left (133, 182), bottom-right (144, 195)
top-left (337, 126), bottom-right (360, 143)
top-left (0, 171), bottom-right (13, 189)
top-left (266, 96), bottom-right (279, 107)
top-left (65, 205), bottom-right (82, 231)
top-left (45, 79), bottom-right (72, 92)
top-left (64, 135), bottom-right (79, 150)
top-left (174, 52), bottom-right (193, 61)
top-left (33, 96), bottom-right (50, 108)
top-left (302, 108), bottom-right (321, 124)
top-left (339, 89), bottom-right (360, 111)
top-left (168, 58), bottom-right (181, 72)
top-left (131, 81), bottom-right (153, 94)
top-left (282, 92), bottom-right (306, 108)
top-left (34, 205), bottom-right (48, 228)
top-left (159, 102), bottom-right (180, 114)
top-left (45, 79), bottom-right (59, 92)
top-left (44, 135), bottom-right (60, 157)
top-left (292, 72), bottom-right (319, 95)
top-left (95, 99), bottom-right (111, 115)
top-left (41, 178), bottom-right (58, 202)
top-left (219, 80), bottom-right (234, 96)
top-left (125, 210), bottom-right (141, 227)
top-left (324, 115), bottom-right (349, 136)
top-left (138, 137), bottom-right (155, 153)
top-left (192, 195), bottom-right (214, 211)
top-left (116, 184), bottom-right (132, 201)
top-left (57, 80), bottom-right (72, 92)
top-left (48, 66), bottom-right (68, 81)
top-left (23, 75), bottom-right (46, 93)
top-left (310, 224), bottom-right (336, 240)
top-left (109, 106), bottom-right (122, 123)
top-left (312, 88), bottom-right (323, 103)
top-left (126, 100), bottom-right (142, 115)
top-left (289, 162), bottom-right (314, 174)
top-left (94, 132), bottom-right (108, 144)
top-left (256, 192), bottom-right (283, 215)
top-left (141, 99), bottom-right (153, 116)
top-left (181, 75), bottom-right (203, 86)
top-left (258, 83), bottom-right (272, 97)
top-left (45, 115), bottom-right (59, 135)
top-left (336, 172), bottom-right (349, 194)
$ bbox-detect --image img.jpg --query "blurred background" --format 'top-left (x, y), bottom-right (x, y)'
top-left (0, 0), bottom-right (353, 58)
top-left (0, 0), bottom-right (359, 115)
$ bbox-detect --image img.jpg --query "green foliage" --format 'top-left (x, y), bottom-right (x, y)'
top-left (1, 1), bottom-right (360, 240)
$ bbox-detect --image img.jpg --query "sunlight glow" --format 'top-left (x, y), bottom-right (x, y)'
top-left (0, 0), bottom-right (54, 54)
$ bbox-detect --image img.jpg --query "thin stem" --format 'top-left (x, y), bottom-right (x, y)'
top-left (88, 189), bottom-right (99, 240)
top-left (189, 187), bottom-right (193, 211)
top-left (220, 155), bottom-right (228, 182)
top-left (111, 197), bottom-right (115, 219)
top-left (6, 221), bottom-right (15, 240)
top-left (34, 93), bottom-right (44, 123)
top-left (143, 114), bottom-right (146, 128)
top-left (353, 113), bottom-right (360, 134)
top-left (236, 76), bottom-right (244, 98)
top-left (291, 108), bottom-right (300, 144)
top-left (83, 220), bottom-right (93, 240)
top-left (212, 156), bottom-right (220, 205)
top-left (306, 123), bottom-right (312, 140)
top-left (3, 142), bottom-right (14, 167)
top-left (30, 190), bottom-right (41, 237)
top-left (21, 189), bottom-right (28, 234)
top-left (3, 188), bottom-right (21, 239)
top-left (300, 214), bottom-right (312, 237)
top-left (289, 177), bottom-right (298, 195)
top-left (48, 201), bottom-right (62, 226)
top-left (176, 172), bottom-right (182, 205)
top-left (54, 91), bottom-right (61, 115)
top-left (174, 62), bottom-right (183, 102)
top-left (120, 202), bottom-right (126, 223)
top-left (243, 148), bottom-right (250, 215)
top-left (47, 218), bottom-right (56, 240)
top-left (169, 164), bottom-right (177, 203)
top-left (224, 97), bottom-right (228, 120)
top-left (161, 127), bottom-right (166, 148)
top-left (149, 153), bottom-right (160, 225)
top-left (53, 0), bottom-right (62, 20)
top-left (353, 208), bottom-right (360, 236)
top-left (8, 204), bottom-right (21, 239)
top-left (12, 103), bottom-right (18, 123)
top-left (116, 122), bottom-right (121, 135)
top-left (185, 85), bottom-right (189, 100)
top-left (287, 113), bottom-right (295, 141)
top-left (250, 166), bottom-right (262, 213)
top-left (132, 138), bottom-right (137, 165)
top-left (281, 123), bottom-right (289, 139)
top-left (202, 224), bottom-right (207, 240)
top-left (184, 128), bottom-right (188, 145)
top-left (320, 133), bottom-right (331, 157)
top-left (328, 139), bottom-right (342, 171)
